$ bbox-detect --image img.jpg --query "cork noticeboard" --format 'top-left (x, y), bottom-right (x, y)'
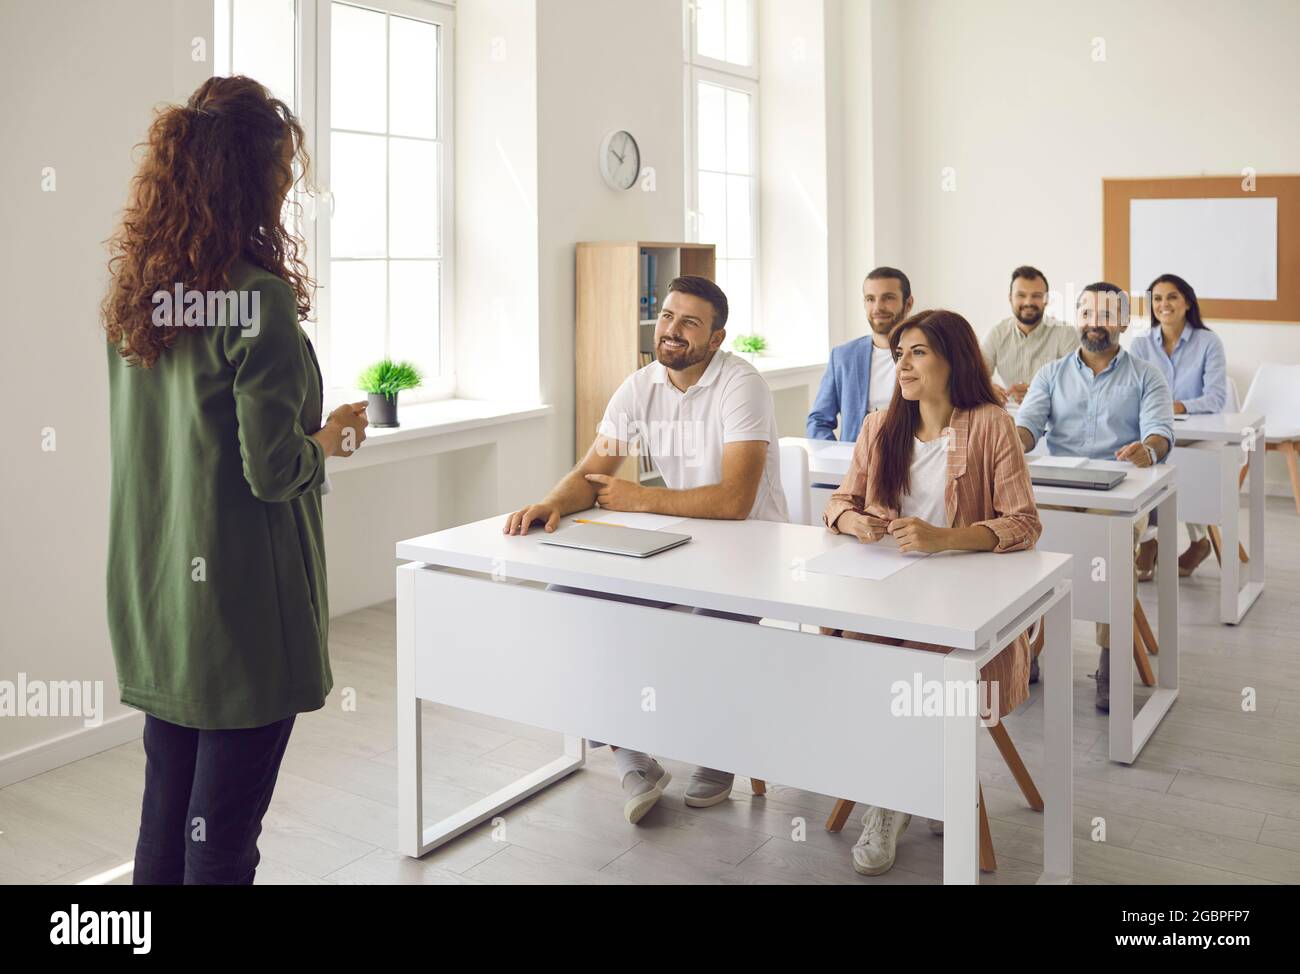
top-left (1102, 174), bottom-right (1300, 322)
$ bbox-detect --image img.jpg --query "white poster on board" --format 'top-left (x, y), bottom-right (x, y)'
top-left (1130, 197), bottom-right (1277, 300)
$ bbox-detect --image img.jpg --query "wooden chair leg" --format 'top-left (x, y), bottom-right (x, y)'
top-left (986, 721), bottom-right (1043, 811)
top-left (1239, 542), bottom-right (1249, 564)
top-left (826, 798), bottom-right (855, 832)
top-left (1132, 619), bottom-right (1156, 687)
top-left (751, 778), bottom-right (766, 796)
top-left (1238, 461), bottom-right (1249, 489)
top-left (1207, 524), bottom-right (1224, 566)
top-left (1284, 441), bottom-right (1300, 516)
top-left (978, 784), bottom-right (996, 873)
top-left (1135, 599), bottom-right (1158, 656)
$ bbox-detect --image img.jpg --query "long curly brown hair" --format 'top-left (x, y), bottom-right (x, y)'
top-left (102, 75), bottom-right (314, 368)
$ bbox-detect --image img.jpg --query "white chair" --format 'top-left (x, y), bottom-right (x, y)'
top-left (1240, 364), bottom-right (1300, 514)
top-left (779, 442), bottom-right (812, 526)
top-left (1226, 375), bottom-right (1242, 412)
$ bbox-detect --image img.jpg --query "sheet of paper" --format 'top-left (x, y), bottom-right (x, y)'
top-left (803, 539), bottom-right (929, 581)
top-left (1030, 456), bottom-right (1088, 469)
top-left (568, 511), bottom-right (687, 532)
top-left (812, 442), bottom-right (857, 461)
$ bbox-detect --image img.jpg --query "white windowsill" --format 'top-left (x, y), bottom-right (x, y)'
top-left (750, 356), bottom-right (827, 377)
top-left (746, 356), bottom-right (828, 389)
top-left (325, 399), bottom-right (553, 473)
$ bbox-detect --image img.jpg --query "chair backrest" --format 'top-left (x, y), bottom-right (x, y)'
top-left (779, 443), bottom-right (812, 525)
top-left (1225, 375), bottom-right (1241, 412)
top-left (1241, 363), bottom-right (1300, 433)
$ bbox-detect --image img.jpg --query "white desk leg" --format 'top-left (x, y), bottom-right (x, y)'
top-left (942, 652), bottom-right (980, 885)
top-left (1040, 584), bottom-right (1073, 883)
top-left (1245, 429), bottom-right (1266, 618)
top-left (396, 567), bottom-right (588, 859)
top-left (1107, 517), bottom-right (1136, 763)
top-left (397, 563), bottom-right (424, 858)
top-left (1156, 492), bottom-right (1179, 693)
top-left (1219, 443), bottom-right (1240, 625)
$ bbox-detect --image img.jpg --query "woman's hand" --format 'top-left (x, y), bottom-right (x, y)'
top-left (888, 516), bottom-right (950, 553)
top-left (314, 401), bottom-right (369, 457)
top-left (837, 511), bottom-right (891, 544)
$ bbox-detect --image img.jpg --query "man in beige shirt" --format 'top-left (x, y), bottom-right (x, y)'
top-left (981, 265), bottom-right (1079, 404)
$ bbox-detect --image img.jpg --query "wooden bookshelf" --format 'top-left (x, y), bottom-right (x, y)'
top-left (575, 241), bottom-right (716, 479)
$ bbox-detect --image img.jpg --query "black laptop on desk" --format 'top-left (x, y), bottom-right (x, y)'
top-left (1028, 464), bottom-right (1127, 490)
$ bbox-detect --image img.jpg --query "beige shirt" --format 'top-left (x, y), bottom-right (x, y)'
top-left (980, 317), bottom-right (1079, 389)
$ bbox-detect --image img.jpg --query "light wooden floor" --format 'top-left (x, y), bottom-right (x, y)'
top-left (5, 498), bottom-right (1300, 885)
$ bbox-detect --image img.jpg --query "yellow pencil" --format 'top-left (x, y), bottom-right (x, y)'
top-left (573, 518), bottom-right (618, 526)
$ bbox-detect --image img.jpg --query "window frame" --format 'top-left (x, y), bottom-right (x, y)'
top-left (217, 0), bottom-right (456, 403)
top-left (684, 0), bottom-right (760, 335)
top-left (686, 0), bottom-right (759, 81)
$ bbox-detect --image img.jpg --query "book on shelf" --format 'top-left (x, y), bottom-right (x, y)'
top-left (640, 249), bottom-right (658, 319)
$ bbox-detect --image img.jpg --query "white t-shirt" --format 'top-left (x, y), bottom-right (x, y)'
top-left (867, 342), bottom-right (897, 413)
top-left (899, 435), bottom-right (949, 526)
top-left (597, 350), bottom-right (790, 523)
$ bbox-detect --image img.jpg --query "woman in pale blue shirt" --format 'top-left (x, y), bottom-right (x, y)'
top-left (1131, 274), bottom-right (1227, 579)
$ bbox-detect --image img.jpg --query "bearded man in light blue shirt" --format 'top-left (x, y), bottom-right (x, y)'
top-left (1015, 282), bottom-right (1174, 712)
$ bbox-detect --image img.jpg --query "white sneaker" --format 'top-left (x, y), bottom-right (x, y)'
top-left (618, 757), bottom-right (671, 825)
top-left (852, 805), bottom-right (911, 875)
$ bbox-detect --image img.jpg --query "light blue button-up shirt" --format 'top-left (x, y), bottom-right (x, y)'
top-left (1016, 347), bottom-right (1175, 459)
top-left (1128, 325), bottom-right (1228, 414)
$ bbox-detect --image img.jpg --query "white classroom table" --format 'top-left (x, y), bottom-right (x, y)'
top-left (1168, 412), bottom-right (1266, 624)
top-left (780, 437), bottom-right (1179, 764)
top-left (396, 513), bottom-right (1074, 884)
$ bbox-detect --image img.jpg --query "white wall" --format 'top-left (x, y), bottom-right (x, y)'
top-left (535, 0), bottom-right (688, 458)
top-left (0, 0), bottom-right (213, 765)
top-left (454, 0), bottom-right (540, 404)
top-left (858, 0), bottom-right (1300, 490)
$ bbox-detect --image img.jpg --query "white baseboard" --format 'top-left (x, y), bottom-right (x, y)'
top-left (0, 709), bottom-right (145, 790)
top-left (1266, 479), bottom-right (1298, 502)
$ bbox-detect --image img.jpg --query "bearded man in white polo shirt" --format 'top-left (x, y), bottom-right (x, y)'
top-left (504, 275), bottom-right (788, 824)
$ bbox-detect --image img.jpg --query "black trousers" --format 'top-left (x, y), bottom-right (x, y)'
top-left (132, 713), bottom-right (296, 885)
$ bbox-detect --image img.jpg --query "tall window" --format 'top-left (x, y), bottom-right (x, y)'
top-left (215, 0), bottom-right (454, 402)
top-left (686, 0), bottom-right (757, 333)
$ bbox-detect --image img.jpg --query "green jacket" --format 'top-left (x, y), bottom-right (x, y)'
top-left (106, 258), bottom-right (331, 729)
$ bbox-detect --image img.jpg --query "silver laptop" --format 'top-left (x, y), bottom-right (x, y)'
top-left (1028, 464), bottom-right (1127, 490)
top-left (538, 523), bottom-right (692, 558)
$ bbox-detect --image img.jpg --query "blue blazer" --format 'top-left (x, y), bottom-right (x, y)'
top-left (807, 336), bottom-right (880, 442)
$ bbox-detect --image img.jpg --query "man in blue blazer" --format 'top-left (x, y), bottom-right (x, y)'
top-left (806, 266), bottom-right (913, 441)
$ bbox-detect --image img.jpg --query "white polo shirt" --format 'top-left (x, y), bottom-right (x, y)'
top-left (597, 350), bottom-right (790, 523)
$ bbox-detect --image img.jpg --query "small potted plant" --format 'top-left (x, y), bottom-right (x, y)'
top-left (357, 359), bottom-right (422, 428)
top-left (732, 334), bottom-right (766, 362)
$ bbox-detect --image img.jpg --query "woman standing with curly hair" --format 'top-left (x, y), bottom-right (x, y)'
top-left (102, 76), bottom-right (369, 884)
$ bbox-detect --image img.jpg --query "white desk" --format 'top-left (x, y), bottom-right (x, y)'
top-left (1168, 412), bottom-right (1266, 624)
top-left (396, 514), bottom-right (1074, 884)
top-left (1019, 463), bottom-right (1181, 764)
top-left (780, 437), bottom-right (1179, 764)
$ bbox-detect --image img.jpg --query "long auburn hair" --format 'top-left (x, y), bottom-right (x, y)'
top-left (102, 76), bottom-right (313, 368)
top-left (873, 309), bottom-right (1001, 510)
top-left (1146, 273), bottom-right (1209, 332)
